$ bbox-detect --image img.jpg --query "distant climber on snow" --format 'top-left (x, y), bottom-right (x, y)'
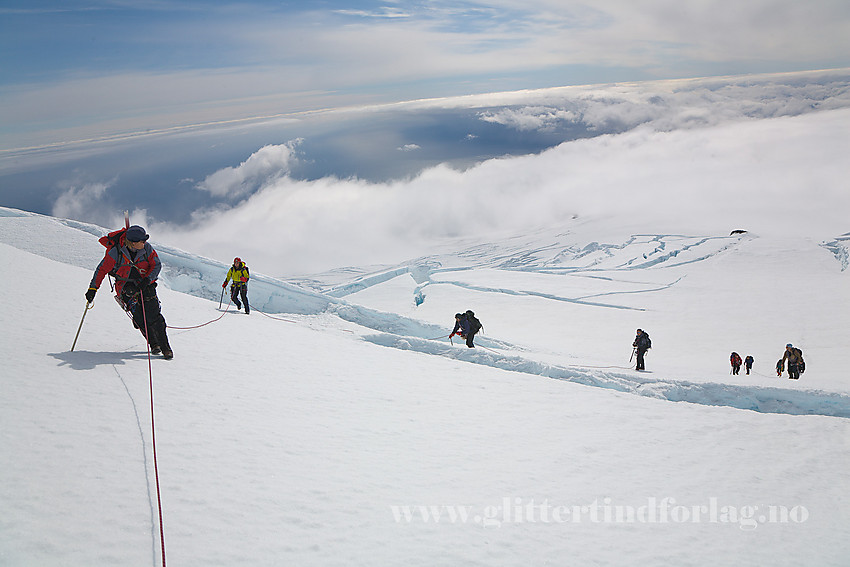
top-left (450, 310), bottom-right (482, 348)
top-left (632, 329), bottom-right (651, 371)
top-left (780, 344), bottom-right (805, 380)
top-left (85, 225), bottom-right (173, 359)
top-left (744, 355), bottom-right (754, 375)
top-left (730, 352), bottom-right (742, 375)
top-left (223, 257), bottom-right (250, 314)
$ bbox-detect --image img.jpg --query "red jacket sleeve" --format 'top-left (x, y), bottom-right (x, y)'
top-left (89, 249), bottom-right (118, 289)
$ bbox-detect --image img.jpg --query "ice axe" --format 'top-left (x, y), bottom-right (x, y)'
top-left (71, 301), bottom-right (94, 352)
top-left (219, 286), bottom-right (225, 309)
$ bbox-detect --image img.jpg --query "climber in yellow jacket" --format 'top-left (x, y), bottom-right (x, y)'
top-left (222, 257), bottom-right (250, 314)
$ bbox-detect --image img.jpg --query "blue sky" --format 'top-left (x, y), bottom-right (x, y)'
top-left (4, 0), bottom-right (850, 151)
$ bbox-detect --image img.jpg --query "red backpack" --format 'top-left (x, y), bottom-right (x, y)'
top-left (99, 227), bottom-right (127, 250)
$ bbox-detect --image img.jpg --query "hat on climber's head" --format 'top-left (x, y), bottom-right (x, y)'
top-left (126, 225), bottom-right (149, 242)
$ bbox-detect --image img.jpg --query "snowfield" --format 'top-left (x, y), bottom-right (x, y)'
top-left (1, 202), bottom-right (849, 566)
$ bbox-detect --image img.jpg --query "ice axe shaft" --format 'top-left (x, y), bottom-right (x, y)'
top-left (71, 301), bottom-right (94, 352)
top-left (219, 287), bottom-right (225, 309)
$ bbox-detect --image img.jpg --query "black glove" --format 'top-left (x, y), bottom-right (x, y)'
top-left (122, 281), bottom-right (138, 297)
top-left (138, 276), bottom-right (151, 290)
top-left (85, 287), bottom-right (97, 303)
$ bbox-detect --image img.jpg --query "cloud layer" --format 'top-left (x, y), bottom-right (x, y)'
top-left (19, 73), bottom-right (850, 278)
top-left (154, 106), bottom-right (850, 275)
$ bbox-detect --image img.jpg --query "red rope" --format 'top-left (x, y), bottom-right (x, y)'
top-left (256, 309), bottom-right (297, 323)
top-left (167, 301), bottom-right (231, 329)
top-left (140, 299), bottom-right (167, 567)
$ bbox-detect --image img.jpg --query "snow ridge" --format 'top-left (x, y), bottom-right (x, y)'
top-left (364, 334), bottom-right (850, 418)
top-left (3, 207), bottom-right (847, 420)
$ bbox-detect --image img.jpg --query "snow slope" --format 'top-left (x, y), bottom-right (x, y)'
top-left (1, 208), bottom-right (849, 566)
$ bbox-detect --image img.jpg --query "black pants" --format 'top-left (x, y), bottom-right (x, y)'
top-left (231, 284), bottom-right (249, 313)
top-left (788, 363), bottom-right (800, 380)
top-left (636, 348), bottom-right (647, 370)
top-left (465, 331), bottom-right (477, 348)
top-left (125, 285), bottom-right (169, 350)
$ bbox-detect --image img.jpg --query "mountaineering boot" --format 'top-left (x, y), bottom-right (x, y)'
top-left (149, 333), bottom-right (160, 355)
top-left (159, 332), bottom-right (173, 360)
top-left (160, 339), bottom-right (173, 360)
top-left (152, 323), bottom-right (173, 360)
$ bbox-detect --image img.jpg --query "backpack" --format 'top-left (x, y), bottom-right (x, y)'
top-left (97, 227), bottom-right (145, 290)
top-left (466, 310), bottom-right (482, 334)
top-left (641, 332), bottom-right (651, 349)
top-left (731, 353), bottom-right (742, 365)
top-left (794, 348), bottom-right (805, 373)
top-left (99, 227), bottom-right (127, 251)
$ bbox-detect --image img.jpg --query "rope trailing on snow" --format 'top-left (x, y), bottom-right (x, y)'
top-left (475, 344), bottom-right (500, 354)
top-left (163, 297), bottom-right (297, 330)
top-left (166, 301), bottom-right (232, 330)
top-left (140, 299), bottom-right (168, 567)
top-left (256, 309), bottom-right (298, 323)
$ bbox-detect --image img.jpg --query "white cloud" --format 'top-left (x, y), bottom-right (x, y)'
top-left (333, 7), bottom-right (411, 19)
top-left (472, 72), bottom-right (850, 133)
top-left (478, 106), bottom-right (579, 131)
top-left (196, 141), bottom-right (302, 199)
top-left (155, 107), bottom-right (850, 276)
top-left (52, 178), bottom-right (114, 223)
top-left (397, 144), bottom-right (421, 152)
top-left (51, 176), bottom-right (153, 233)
